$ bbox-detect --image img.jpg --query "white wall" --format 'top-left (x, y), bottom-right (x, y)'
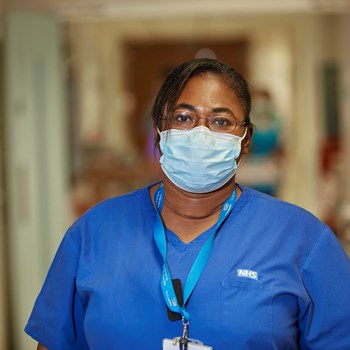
top-left (0, 2), bottom-right (9, 348)
top-left (0, 57), bottom-right (9, 350)
top-left (5, 13), bottom-right (69, 349)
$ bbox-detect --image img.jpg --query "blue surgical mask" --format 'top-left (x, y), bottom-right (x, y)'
top-left (159, 126), bottom-right (247, 193)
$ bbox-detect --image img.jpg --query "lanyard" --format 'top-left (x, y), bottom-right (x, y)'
top-left (153, 184), bottom-right (237, 324)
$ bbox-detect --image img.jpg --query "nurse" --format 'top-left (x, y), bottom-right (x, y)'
top-left (26, 58), bottom-right (350, 350)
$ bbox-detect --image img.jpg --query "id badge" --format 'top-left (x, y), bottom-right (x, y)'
top-left (162, 338), bottom-right (213, 350)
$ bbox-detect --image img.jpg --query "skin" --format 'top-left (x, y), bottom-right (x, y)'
top-left (36, 73), bottom-right (252, 349)
top-left (150, 73), bottom-right (252, 243)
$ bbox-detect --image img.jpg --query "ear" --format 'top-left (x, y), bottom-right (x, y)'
top-left (241, 126), bottom-right (253, 155)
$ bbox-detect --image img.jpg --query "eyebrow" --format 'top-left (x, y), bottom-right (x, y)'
top-left (174, 103), bottom-right (236, 117)
top-left (174, 103), bottom-right (196, 111)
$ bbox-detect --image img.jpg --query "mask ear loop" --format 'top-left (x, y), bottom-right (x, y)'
top-left (240, 126), bottom-right (248, 141)
top-left (235, 126), bottom-right (249, 169)
top-left (157, 127), bottom-right (169, 141)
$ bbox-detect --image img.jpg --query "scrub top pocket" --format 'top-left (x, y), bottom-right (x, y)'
top-left (220, 278), bottom-right (300, 350)
top-left (220, 279), bottom-right (274, 347)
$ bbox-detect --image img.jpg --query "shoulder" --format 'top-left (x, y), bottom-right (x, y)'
top-left (237, 185), bottom-right (331, 248)
top-left (78, 184), bottom-right (153, 222)
top-left (241, 185), bottom-right (324, 224)
top-left (67, 184), bottom-right (156, 247)
top-left (236, 186), bottom-right (346, 272)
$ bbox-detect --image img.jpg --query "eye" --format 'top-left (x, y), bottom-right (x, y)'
top-left (174, 112), bottom-right (194, 124)
top-left (211, 116), bottom-right (235, 127)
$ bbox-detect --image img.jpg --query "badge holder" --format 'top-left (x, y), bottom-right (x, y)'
top-left (162, 337), bottom-right (213, 350)
top-left (162, 319), bottom-right (213, 350)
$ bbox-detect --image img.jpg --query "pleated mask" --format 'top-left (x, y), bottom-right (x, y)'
top-left (159, 126), bottom-right (247, 193)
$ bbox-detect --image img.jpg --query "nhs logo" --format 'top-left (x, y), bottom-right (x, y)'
top-left (237, 269), bottom-right (258, 280)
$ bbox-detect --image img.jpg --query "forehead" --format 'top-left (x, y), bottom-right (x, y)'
top-left (176, 74), bottom-right (244, 118)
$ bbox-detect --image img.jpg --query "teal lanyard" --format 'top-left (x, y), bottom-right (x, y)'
top-left (153, 185), bottom-right (237, 323)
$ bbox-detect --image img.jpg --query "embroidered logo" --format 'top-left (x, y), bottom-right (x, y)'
top-left (237, 269), bottom-right (258, 280)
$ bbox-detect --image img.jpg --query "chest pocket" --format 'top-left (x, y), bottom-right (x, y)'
top-left (220, 278), bottom-right (299, 349)
top-left (220, 278), bottom-right (274, 347)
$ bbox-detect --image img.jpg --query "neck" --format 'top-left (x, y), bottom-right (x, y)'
top-left (150, 177), bottom-right (239, 243)
top-left (161, 177), bottom-right (237, 220)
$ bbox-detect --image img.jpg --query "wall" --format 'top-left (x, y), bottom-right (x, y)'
top-left (5, 13), bottom-right (69, 349)
top-left (0, 49), bottom-right (9, 350)
top-left (0, 0), bottom-right (9, 348)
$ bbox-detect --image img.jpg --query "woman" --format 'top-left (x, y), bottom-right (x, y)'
top-left (26, 58), bottom-right (350, 349)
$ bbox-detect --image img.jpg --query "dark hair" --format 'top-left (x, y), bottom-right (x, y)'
top-left (151, 58), bottom-right (252, 147)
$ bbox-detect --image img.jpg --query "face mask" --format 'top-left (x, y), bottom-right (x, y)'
top-left (159, 126), bottom-right (247, 193)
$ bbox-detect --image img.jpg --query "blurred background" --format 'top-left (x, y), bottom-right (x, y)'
top-left (0, 0), bottom-right (350, 348)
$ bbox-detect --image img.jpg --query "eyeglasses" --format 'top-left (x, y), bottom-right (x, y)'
top-left (163, 111), bottom-right (247, 133)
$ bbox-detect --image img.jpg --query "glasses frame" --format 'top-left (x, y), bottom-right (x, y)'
top-left (161, 112), bottom-right (247, 134)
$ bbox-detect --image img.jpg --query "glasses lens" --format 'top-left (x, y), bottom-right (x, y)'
top-left (208, 116), bottom-right (237, 133)
top-left (171, 112), bottom-right (195, 130)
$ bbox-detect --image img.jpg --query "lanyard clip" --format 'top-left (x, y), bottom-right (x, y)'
top-left (179, 317), bottom-right (189, 350)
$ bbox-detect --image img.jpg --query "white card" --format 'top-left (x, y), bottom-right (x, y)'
top-left (162, 338), bottom-right (213, 349)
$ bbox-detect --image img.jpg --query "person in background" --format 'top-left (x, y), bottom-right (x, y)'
top-left (237, 89), bottom-right (283, 197)
top-left (26, 58), bottom-right (350, 350)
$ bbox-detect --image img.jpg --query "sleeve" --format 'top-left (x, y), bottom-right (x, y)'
top-left (24, 229), bottom-right (89, 350)
top-left (299, 226), bottom-right (350, 349)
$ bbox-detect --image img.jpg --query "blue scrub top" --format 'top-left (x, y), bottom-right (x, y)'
top-left (25, 185), bottom-right (350, 349)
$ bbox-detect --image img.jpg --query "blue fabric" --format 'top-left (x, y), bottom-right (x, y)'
top-left (25, 185), bottom-right (350, 350)
top-left (154, 184), bottom-right (237, 322)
